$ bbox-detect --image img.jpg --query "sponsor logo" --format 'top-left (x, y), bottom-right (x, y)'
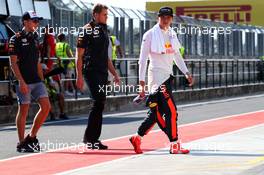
top-left (22, 38), bottom-right (27, 43)
top-left (9, 44), bottom-right (14, 48)
top-left (176, 5), bottom-right (252, 23)
top-left (149, 102), bottom-right (158, 108)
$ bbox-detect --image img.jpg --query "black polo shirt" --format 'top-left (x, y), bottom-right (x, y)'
top-left (9, 30), bottom-right (41, 84)
top-left (77, 20), bottom-right (109, 74)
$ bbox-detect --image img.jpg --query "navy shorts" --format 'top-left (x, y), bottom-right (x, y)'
top-left (15, 82), bottom-right (49, 105)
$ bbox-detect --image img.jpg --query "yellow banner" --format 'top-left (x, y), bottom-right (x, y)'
top-left (146, 0), bottom-right (264, 27)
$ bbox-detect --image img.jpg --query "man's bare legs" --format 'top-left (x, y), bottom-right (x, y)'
top-left (30, 97), bottom-right (51, 137)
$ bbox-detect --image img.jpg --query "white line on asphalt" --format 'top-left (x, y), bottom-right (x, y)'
top-left (1, 93), bottom-right (264, 131)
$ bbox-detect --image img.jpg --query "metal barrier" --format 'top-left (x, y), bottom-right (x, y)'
top-left (112, 58), bottom-right (264, 95)
top-left (0, 56), bottom-right (12, 102)
top-left (173, 59), bottom-right (264, 91)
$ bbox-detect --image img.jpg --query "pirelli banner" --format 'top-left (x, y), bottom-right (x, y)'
top-left (146, 0), bottom-right (264, 27)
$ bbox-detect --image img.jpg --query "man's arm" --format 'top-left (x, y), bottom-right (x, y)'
top-left (138, 31), bottom-right (151, 96)
top-left (108, 59), bottom-right (120, 84)
top-left (172, 35), bottom-right (194, 86)
top-left (66, 45), bottom-right (74, 58)
top-left (173, 49), bottom-right (194, 86)
top-left (75, 47), bottom-right (84, 90)
top-left (75, 27), bottom-right (90, 90)
top-left (37, 60), bottom-right (44, 81)
top-left (66, 45), bottom-right (74, 67)
top-left (117, 46), bottom-right (123, 58)
top-left (9, 55), bottom-right (28, 94)
top-left (114, 39), bottom-right (123, 58)
top-left (9, 55), bottom-right (25, 83)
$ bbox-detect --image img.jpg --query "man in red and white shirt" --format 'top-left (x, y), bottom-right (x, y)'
top-left (130, 7), bottom-right (194, 154)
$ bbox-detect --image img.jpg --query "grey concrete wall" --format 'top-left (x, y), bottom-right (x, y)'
top-left (1, 84), bottom-right (264, 124)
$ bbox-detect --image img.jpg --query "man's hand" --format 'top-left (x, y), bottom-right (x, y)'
top-left (19, 81), bottom-right (29, 95)
top-left (108, 59), bottom-right (120, 85)
top-left (139, 90), bottom-right (145, 98)
top-left (186, 72), bottom-right (194, 87)
top-left (133, 81), bottom-right (147, 104)
top-left (76, 76), bottom-right (84, 91)
top-left (76, 48), bottom-right (85, 91)
top-left (113, 75), bottom-right (120, 85)
top-left (57, 57), bottom-right (62, 65)
top-left (139, 81), bottom-right (146, 97)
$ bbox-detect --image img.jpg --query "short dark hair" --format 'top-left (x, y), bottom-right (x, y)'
top-left (92, 3), bottom-right (108, 15)
top-left (58, 33), bottom-right (66, 41)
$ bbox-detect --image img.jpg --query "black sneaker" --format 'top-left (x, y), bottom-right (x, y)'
top-left (31, 137), bottom-right (40, 152)
top-left (16, 142), bottom-right (32, 153)
top-left (85, 140), bottom-right (108, 150)
top-left (50, 112), bottom-right (56, 121)
top-left (59, 113), bottom-right (69, 120)
top-left (16, 135), bottom-right (40, 153)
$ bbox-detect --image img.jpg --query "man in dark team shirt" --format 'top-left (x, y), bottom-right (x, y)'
top-left (9, 11), bottom-right (51, 152)
top-left (76, 3), bottom-right (120, 149)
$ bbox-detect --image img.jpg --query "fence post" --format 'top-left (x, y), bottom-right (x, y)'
top-left (125, 59), bottom-right (128, 95)
top-left (191, 61), bottom-right (194, 90)
top-left (248, 61), bottom-right (250, 84)
top-left (199, 60), bottom-right (202, 89)
top-left (237, 59), bottom-right (239, 85)
top-left (205, 60), bottom-right (208, 88)
top-left (213, 61), bottom-right (215, 88)
top-left (225, 61), bottom-right (228, 87)
top-left (242, 61), bottom-right (245, 84)
top-left (219, 61), bottom-right (222, 87)
top-left (232, 60), bottom-right (234, 85)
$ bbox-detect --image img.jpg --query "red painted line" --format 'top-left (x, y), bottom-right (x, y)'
top-left (0, 111), bottom-right (264, 175)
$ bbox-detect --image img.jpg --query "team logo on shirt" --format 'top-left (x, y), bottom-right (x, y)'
top-left (8, 43), bottom-right (14, 52)
top-left (21, 38), bottom-right (29, 46)
top-left (149, 102), bottom-right (157, 108)
top-left (165, 42), bottom-right (175, 54)
top-left (22, 38), bottom-right (27, 43)
top-left (165, 43), bottom-right (172, 48)
top-left (22, 43), bottom-right (29, 46)
top-left (9, 44), bottom-right (14, 48)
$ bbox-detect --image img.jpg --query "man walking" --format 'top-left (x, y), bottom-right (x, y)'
top-left (129, 7), bottom-right (194, 154)
top-left (76, 4), bottom-right (120, 149)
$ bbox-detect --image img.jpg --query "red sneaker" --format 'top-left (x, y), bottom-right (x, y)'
top-left (129, 136), bottom-right (143, 154)
top-left (170, 142), bottom-right (190, 154)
